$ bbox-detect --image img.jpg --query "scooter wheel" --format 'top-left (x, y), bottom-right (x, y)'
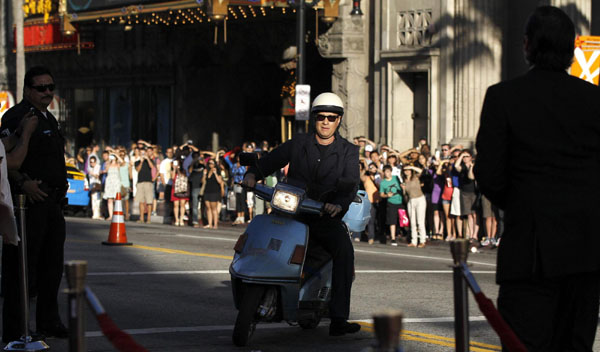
top-left (232, 284), bottom-right (265, 346)
top-left (298, 317), bottom-right (321, 329)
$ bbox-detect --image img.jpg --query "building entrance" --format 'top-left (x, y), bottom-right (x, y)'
top-left (390, 70), bottom-right (429, 150)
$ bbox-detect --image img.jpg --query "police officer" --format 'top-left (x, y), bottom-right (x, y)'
top-left (0, 66), bottom-right (69, 342)
top-left (243, 92), bottom-right (361, 336)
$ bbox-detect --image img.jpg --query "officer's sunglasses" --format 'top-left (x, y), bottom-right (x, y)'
top-left (30, 84), bottom-right (55, 93)
top-left (315, 114), bottom-right (339, 122)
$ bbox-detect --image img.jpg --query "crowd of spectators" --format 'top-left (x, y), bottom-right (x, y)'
top-left (65, 136), bottom-right (501, 248)
top-left (66, 139), bottom-right (273, 230)
top-left (354, 136), bottom-right (501, 248)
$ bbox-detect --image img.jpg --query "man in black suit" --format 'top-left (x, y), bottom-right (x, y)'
top-left (474, 6), bottom-right (600, 352)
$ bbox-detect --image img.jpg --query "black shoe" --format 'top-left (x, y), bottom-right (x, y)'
top-left (329, 320), bottom-right (361, 336)
top-left (37, 322), bottom-right (68, 339)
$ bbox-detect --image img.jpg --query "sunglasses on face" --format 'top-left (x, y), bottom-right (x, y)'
top-left (30, 84), bottom-right (55, 93)
top-left (315, 114), bottom-right (339, 122)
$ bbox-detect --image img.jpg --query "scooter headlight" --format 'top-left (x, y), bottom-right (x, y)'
top-left (271, 190), bottom-right (300, 213)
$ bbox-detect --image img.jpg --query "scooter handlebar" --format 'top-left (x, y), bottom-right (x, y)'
top-left (299, 198), bottom-right (324, 215)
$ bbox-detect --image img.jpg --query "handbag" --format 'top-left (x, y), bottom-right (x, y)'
top-left (173, 173), bottom-right (189, 198)
top-left (227, 190), bottom-right (236, 211)
top-left (397, 208), bottom-right (410, 227)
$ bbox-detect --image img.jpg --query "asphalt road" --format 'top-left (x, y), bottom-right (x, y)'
top-left (2, 217), bottom-right (599, 351)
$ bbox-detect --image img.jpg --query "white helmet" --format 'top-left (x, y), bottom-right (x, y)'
top-left (311, 92), bottom-right (344, 116)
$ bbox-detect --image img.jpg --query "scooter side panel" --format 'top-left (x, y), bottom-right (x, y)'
top-left (298, 260), bottom-right (333, 302)
top-left (230, 215), bottom-right (308, 281)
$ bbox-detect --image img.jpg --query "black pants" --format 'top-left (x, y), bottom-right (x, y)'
top-left (2, 199), bottom-right (66, 339)
top-left (306, 216), bottom-right (354, 320)
top-left (498, 272), bottom-right (600, 352)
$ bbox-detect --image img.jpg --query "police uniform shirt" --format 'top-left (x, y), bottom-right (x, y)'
top-left (0, 100), bottom-right (67, 191)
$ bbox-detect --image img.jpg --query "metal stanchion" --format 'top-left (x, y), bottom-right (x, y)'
top-left (65, 261), bottom-right (87, 352)
top-left (360, 311), bottom-right (404, 352)
top-left (4, 195), bottom-right (50, 351)
top-left (373, 311), bottom-right (403, 352)
top-left (451, 239), bottom-right (470, 352)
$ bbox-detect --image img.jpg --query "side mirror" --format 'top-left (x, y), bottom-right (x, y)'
top-left (336, 177), bottom-right (356, 194)
top-left (239, 152), bottom-right (258, 167)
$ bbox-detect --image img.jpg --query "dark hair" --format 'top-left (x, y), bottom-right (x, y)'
top-left (383, 165), bottom-right (392, 172)
top-left (525, 6), bottom-right (575, 71)
top-left (90, 156), bottom-right (97, 162)
top-left (24, 66), bottom-right (54, 87)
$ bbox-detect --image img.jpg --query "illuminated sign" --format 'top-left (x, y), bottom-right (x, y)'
top-left (570, 36), bottom-right (600, 86)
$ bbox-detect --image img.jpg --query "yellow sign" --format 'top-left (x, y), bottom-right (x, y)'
top-left (570, 36), bottom-right (600, 85)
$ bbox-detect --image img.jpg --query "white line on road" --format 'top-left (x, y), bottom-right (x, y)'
top-left (151, 232), bottom-right (497, 267)
top-left (354, 249), bottom-right (497, 267)
top-left (175, 234), bottom-right (237, 242)
top-left (86, 269), bottom-right (495, 276)
top-left (84, 316), bottom-right (492, 338)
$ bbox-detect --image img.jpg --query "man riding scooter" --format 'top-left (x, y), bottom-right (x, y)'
top-left (242, 92), bottom-right (360, 336)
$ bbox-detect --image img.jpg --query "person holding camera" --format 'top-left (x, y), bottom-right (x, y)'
top-left (135, 146), bottom-right (155, 223)
top-left (379, 164), bottom-right (404, 246)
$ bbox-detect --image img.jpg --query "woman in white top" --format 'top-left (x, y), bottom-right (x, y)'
top-left (88, 156), bottom-right (103, 219)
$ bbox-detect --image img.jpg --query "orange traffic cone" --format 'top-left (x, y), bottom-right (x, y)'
top-left (102, 192), bottom-right (132, 246)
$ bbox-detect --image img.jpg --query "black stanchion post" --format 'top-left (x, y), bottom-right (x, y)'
top-left (450, 239), bottom-right (470, 352)
top-left (65, 260), bottom-right (87, 352)
top-left (5, 195), bottom-right (50, 351)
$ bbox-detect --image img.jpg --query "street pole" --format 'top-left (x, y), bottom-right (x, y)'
top-left (296, 0), bottom-right (305, 86)
top-left (12, 0), bottom-right (25, 101)
top-left (0, 0), bottom-right (8, 90)
top-left (295, 0), bottom-right (306, 134)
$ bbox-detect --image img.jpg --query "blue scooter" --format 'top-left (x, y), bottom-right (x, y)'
top-left (229, 158), bottom-right (370, 346)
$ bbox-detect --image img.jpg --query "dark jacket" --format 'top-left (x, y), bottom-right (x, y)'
top-left (0, 100), bottom-right (67, 192)
top-left (474, 67), bottom-right (600, 283)
top-left (249, 132), bottom-right (359, 215)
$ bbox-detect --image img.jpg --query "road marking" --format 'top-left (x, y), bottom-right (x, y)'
top-left (175, 234), bottom-right (237, 242)
top-left (357, 270), bottom-right (495, 274)
top-left (124, 241), bottom-right (496, 270)
top-left (358, 322), bottom-right (501, 351)
top-left (83, 322), bottom-right (500, 351)
top-left (355, 248), bottom-right (497, 267)
top-left (130, 244), bottom-right (233, 260)
top-left (85, 269), bottom-right (495, 276)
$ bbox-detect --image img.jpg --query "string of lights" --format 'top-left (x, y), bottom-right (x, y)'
top-left (91, 4), bottom-right (300, 27)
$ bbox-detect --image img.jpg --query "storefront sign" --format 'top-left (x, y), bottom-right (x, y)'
top-left (571, 36), bottom-right (600, 86)
top-left (68, 0), bottom-right (165, 12)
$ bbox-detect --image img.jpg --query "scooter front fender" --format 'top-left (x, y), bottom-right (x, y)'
top-left (230, 214), bottom-right (308, 282)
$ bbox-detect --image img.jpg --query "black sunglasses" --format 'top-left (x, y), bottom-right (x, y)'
top-left (315, 114), bottom-right (339, 122)
top-left (30, 84), bottom-right (55, 93)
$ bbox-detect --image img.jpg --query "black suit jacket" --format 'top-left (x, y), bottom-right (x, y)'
top-left (249, 132), bottom-right (359, 216)
top-left (474, 67), bottom-right (600, 283)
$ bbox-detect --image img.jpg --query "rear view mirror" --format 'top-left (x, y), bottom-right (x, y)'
top-left (239, 152), bottom-right (258, 167)
top-left (336, 177), bottom-right (356, 194)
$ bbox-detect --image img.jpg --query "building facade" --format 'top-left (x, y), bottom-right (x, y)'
top-left (0, 0), bottom-right (597, 153)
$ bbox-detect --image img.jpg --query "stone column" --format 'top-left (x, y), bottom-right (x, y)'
top-left (452, 0), bottom-right (504, 147)
top-left (318, 0), bottom-right (370, 140)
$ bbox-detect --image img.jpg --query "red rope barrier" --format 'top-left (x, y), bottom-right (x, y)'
top-left (95, 313), bottom-right (149, 352)
top-left (473, 292), bottom-right (528, 352)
